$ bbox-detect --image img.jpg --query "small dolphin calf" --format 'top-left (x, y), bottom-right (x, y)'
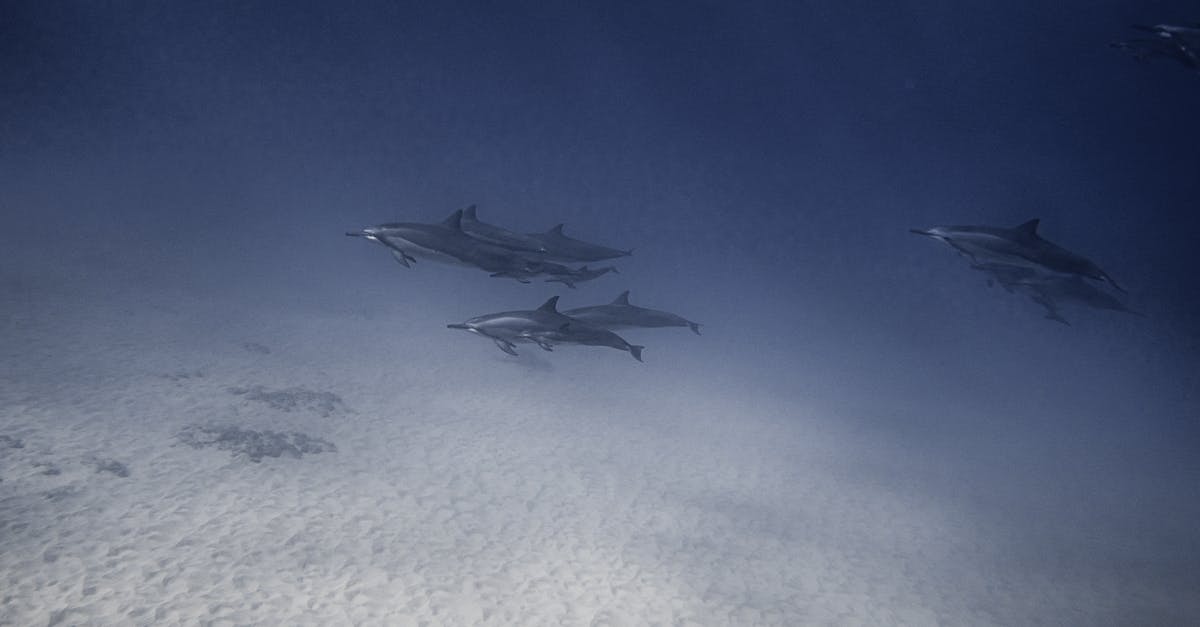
top-left (460, 205), bottom-right (548, 253)
top-left (520, 320), bottom-right (645, 362)
top-left (527, 224), bottom-right (632, 262)
top-left (544, 265), bottom-right (619, 289)
top-left (973, 262), bottom-right (1143, 325)
top-left (564, 290), bottom-right (701, 335)
top-left (911, 218), bottom-right (1124, 292)
top-left (448, 296), bottom-right (644, 361)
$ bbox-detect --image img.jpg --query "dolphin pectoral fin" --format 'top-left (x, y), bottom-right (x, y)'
top-left (688, 322), bottom-right (702, 336)
top-left (628, 345), bottom-right (644, 362)
top-left (389, 250), bottom-right (413, 268)
top-left (534, 340), bottom-right (554, 352)
top-left (493, 339), bottom-right (519, 356)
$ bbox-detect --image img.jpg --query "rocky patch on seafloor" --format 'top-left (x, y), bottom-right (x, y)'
top-left (227, 385), bottom-right (347, 417)
top-left (92, 458), bottom-right (130, 478)
top-left (177, 424), bottom-right (337, 463)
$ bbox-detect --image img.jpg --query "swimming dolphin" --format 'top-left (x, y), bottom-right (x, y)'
top-left (448, 296), bottom-right (644, 361)
top-left (910, 218), bottom-right (1124, 292)
top-left (526, 224), bottom-right (632, 262)
top-left (347, 209), bottom-right (542, 280)
top-left (972, 262), bottom-right (1143, 325)
top-left (460, 205), bottom-right (548, 253)
top-left (563, 290), bottom-right (702, 335)
top-left (544, 265), bottom-right (619, 289)
top-left (1114, 23), bottom-right (1200, 70)
top-left (519, 319), bottom-right (645, 362)
top-left (1111, 37), bottom-right (1200, 70)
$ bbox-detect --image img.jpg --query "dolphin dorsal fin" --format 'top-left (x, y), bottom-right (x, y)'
top-left (1014, 218), bottom-right (1040, 237)
top-left (612, 290), bottom-right (631, 305)
top-left (463, 205), bottom-right (477, 220)
top-left (537, 296), bottom-right (560, 313)
top-left (548, 224), bottom-right (565, 236)
top-left (442, 209), bottom-right (464, 230)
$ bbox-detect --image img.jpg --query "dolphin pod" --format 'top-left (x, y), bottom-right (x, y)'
top-left (912, 218), bottom-right (1138, 325)
top-left (447, 293), bottom-right (703, 361)
top-left (348, 206), bottom-right (628, 286)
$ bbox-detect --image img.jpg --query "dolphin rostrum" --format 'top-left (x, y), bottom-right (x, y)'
top-left (910, 218), bottom-right (1124, 292)
top-left (563, 290), bottom-right (701, 335)
top-left (448, 296), bottom-right (644, 361)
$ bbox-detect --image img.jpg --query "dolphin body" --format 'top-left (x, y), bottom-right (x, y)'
top-left (910, 218), bottom-right (1124, 292)
top-left (972, 262), bottom-right (1143, 325)
top-left (1113, 23), bottom-right (1200, 71)
top-left (526, 224), bottom-right (632, 262)
top-left (448, 296), bottom-right (644, 361)
top-left (563, 290), bottom-right (702, 335)
top-left (347, 209), bottom-right (541, 281)
top-left (544, 265), bottom-right (619, 289)
top-left (460, 205), bottom-right (548, 253)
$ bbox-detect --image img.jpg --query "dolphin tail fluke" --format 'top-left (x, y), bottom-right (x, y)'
top-left (1104, 274), bottom-right (1126, 294)
top-left (493, 339), bottom-right (519, 356)
top-left (688, 322), bottom-right (702, 336)
top-left (628, 345), bottom-right (644, 362)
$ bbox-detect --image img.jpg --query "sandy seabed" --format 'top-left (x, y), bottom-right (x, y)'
top-left (1, 282), bottom-right (1196, 626)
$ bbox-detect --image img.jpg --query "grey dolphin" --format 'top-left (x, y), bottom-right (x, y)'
top-left (448, 296), bottom-right (644, 361)
top-left (526, 224), bottom-right (632, 262)
top-left (1115, 23), bottom-right (1200, 70)
top-left (564, 290), bottom-right (701, 335)
top-left (972, 262), bottom-right (1143, 325)
top-left (544, 265), bottom-right (619, 289)
top-left (347, 209), bottom-right (541, 280)
top-left (460, 205), bottom-right (548, 253)
top-left (910, 218), bottom-right (1124, 292)
top-left (519, 320), bottom-right (645, 362)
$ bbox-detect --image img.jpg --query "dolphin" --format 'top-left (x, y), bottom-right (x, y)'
top-left (526, 224), bottom-right (632, 262)
top-left (910, 218), bottom-right (1124, 292)
top-left (1114, 23), bottom-right (1200, 70)
top-left (563, 290), bottom-right (701, 335)
top-left (1111, 37), bottom-right (1200, 70)
top-left (347, 209), bottom-right (542, 280)
top-left (544, 265), bottom-right (619, 289)
top-left (460, 205), bottom-right (548, 253)
top-left (519, 320), bottom-right (645, 362)
top-left (972, 262), bottom-right (1143, 325)
top-left (448, 296), bottom-right (644, 361)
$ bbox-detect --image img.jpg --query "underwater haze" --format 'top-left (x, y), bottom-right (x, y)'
top-left (3, 1), bottom-right (1199, 625)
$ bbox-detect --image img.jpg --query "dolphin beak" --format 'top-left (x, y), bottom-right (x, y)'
top-left (447, 323), bottom-right (469, 330)
top-left (909, 228), bottom-right (935, 237)
top-left (346, 231), bottom-right (368, 237)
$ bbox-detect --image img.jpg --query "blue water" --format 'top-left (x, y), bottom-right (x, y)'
top-left (2, 2), bottom-right (1198, 624)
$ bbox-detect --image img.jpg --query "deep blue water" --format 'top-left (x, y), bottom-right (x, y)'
top-left (3, 1), bottom-right (1199, 623)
